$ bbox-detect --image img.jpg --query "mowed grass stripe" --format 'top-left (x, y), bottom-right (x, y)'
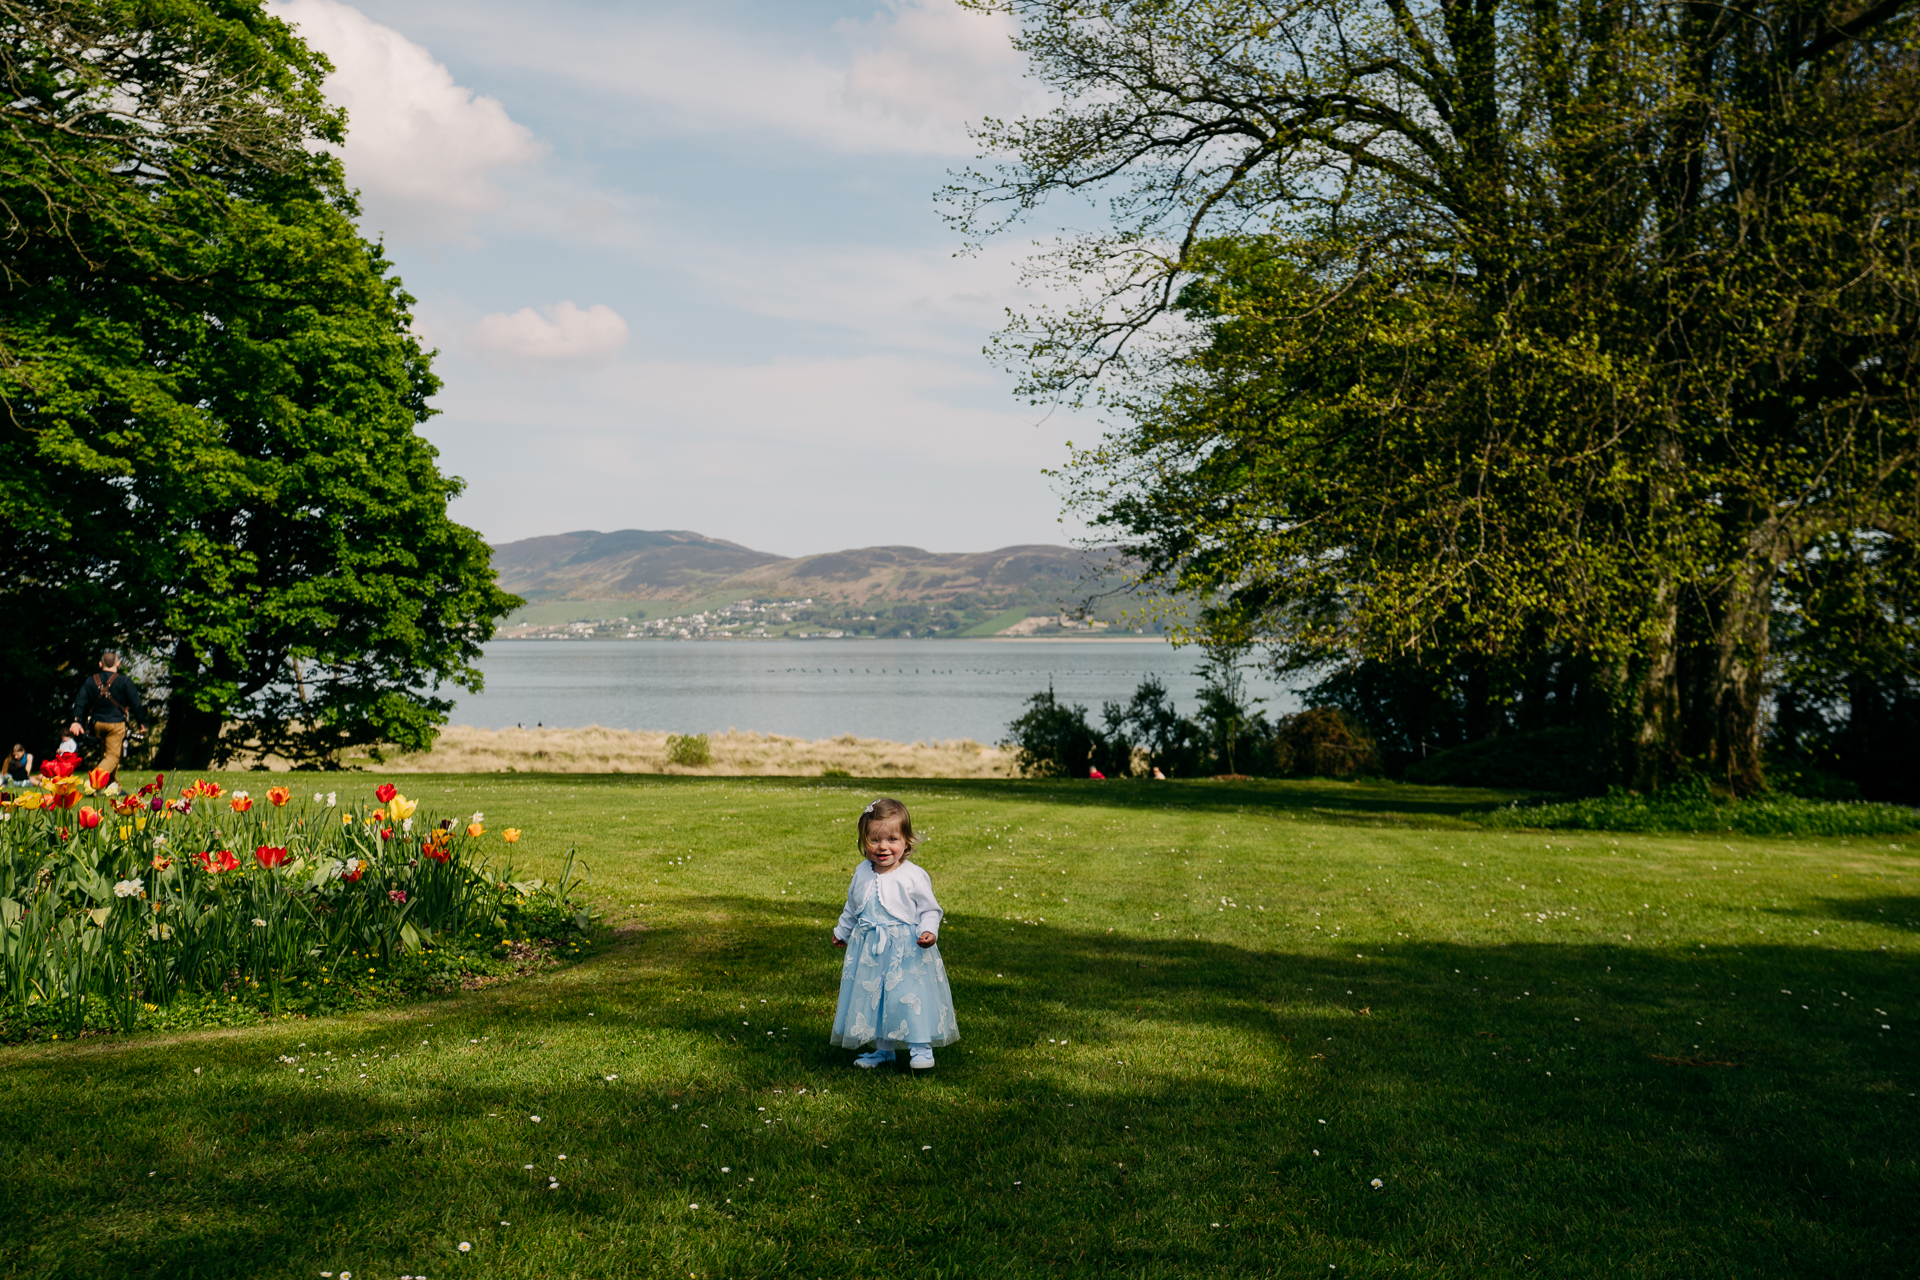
top-left (0, 775), bottom-right (1912, 1278)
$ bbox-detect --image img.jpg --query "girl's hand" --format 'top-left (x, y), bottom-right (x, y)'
top-left (831, 935), bottom-right (846, 948)
top-left (917, 932), bottom-right (936, 948)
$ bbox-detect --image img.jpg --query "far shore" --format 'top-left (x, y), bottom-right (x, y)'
top-left (491, 634), bottom-right (1174, 643)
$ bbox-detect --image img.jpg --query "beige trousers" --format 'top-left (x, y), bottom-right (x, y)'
top-left (93, 720), bottom-right (128, 778)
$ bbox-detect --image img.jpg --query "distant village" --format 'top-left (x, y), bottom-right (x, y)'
top-left (496, 597), bottom-right (1130, 641)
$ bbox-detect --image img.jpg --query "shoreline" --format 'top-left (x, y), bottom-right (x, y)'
top-left (317, 725), bottom-right (1019, 777)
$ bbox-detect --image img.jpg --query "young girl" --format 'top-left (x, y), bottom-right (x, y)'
top-left (829, 797), bottom-right (959, 1069)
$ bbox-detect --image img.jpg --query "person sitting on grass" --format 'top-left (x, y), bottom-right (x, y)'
top-left (829, 796), bottom-right (959, 1070)
top-left (3, 742), bottom-right (32, 783)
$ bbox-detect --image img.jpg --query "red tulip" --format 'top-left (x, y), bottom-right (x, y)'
top-left (88, 767), bottom-right (113, 790)
top-left (195, 849), bottom-right (240, 874)
top-left (375, 783), bottom-right (398, 804)
top-left (254, 845), bottom-right (289, 869)
top-left (422, 841), bottom-right (450, 863)
top-left (75, 807), bottom-right (102, 829)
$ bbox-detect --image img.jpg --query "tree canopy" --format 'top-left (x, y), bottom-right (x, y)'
top-left (0, 0), bottom-right (517, 769)
top-left (954, 0), bottom-right (1920, 795)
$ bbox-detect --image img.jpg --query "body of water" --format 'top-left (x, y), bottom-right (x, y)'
top-left (452, 639), bottom-right (1297, 744)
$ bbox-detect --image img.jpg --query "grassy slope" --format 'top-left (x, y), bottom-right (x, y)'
top-left (1, 775), bottom-right (1913, 1279)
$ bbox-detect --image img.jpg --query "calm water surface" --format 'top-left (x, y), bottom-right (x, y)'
top-left (453, 640), bottom-right (1296, 743)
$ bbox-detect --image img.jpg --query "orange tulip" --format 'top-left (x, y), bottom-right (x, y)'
top-left (267, 786), bottom-right (292, 807)
top-left (502, 828), bottom-right (521, 843)
top-left (76, 807), bottom-right (103, 830)
top-left (229, 794), bottom-right (254, 813)
top-left (88, 767), bottom-right (113, 791)
top-left (466, 822), bottom-right (484, 838)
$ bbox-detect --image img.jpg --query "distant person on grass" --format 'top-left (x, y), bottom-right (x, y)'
top-left (829, 796), bottom-right (959, 1070)
top-left (69, 651), bottom-right (146, 784)
top-left (3, 743), bottom-right (31, 783)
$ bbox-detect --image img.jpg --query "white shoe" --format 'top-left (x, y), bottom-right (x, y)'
top-left (909, 1046), bottom-right (935, 1070)
top-left (854, 1048), bottom-right (895, 1068)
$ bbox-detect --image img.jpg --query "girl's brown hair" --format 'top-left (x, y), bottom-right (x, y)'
top-left (857, 796), bottom-right (919, 855)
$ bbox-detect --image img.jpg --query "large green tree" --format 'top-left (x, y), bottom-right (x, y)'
top-left (954, 0), bottom-right (1920, 794)
top-left (0, 0), bottom-right (517, 769)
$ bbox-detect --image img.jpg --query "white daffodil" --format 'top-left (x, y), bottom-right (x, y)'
top-left (471, 811), bottom-right (484, 823)
top-left (151, 834), bottom-right (168, 849)
top-left (325, 791), bottom-right (337, 807)
top-left (251, 917), bottom-right (267, 927)
top-left (113, 877), bottom-right (143, 898)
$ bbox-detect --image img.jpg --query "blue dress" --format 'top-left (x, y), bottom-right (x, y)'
top-left (830, 879), bottom-right (960, 1049)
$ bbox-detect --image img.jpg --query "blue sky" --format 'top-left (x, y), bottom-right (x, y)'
top-left (268, 0), bottom-right (1097, 555)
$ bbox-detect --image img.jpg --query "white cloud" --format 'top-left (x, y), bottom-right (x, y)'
top-left (270, 0), bottom-right (546, 238)
top-left (837, 0), bottom-right (1039, 141)
top-left (468, 302), bottom-right (631, 367)
top-left (383, 0), bottom-right (1043, 155)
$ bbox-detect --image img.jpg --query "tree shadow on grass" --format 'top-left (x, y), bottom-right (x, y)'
top-left (0, 903), bottom-right (1912, 1279)
top-left (1804, 895), bottom-right (1920, 931)
top-left (550, 773), bottom-right (1526, 823)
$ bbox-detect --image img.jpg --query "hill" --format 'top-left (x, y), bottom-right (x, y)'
top-left (490, 530), bottom-right (1164, 639)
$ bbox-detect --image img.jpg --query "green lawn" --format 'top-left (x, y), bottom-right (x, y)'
top-left (2, 775), bottom-right (1913, 1278)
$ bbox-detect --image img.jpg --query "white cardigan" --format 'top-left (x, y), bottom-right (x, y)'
top-left (833, 859), bottom-right (944, 940)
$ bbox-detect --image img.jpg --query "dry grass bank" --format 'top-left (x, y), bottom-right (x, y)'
top-left (331, 725), bottom-right (1018, 778)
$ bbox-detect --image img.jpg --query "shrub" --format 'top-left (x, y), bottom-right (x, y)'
top-left (1006, 686), bottom-right (1103, 778)
top-left (1269, 707), bottom-right (1381, 778)
top-left (1101, 676), bottom-right (1202, 777)
top-left (1406, 726), bottom-right (1610, 794)
top-left (665, 733), bottom-right (711, 766)
top-left (1479, 783), bottom-right (1920, 836)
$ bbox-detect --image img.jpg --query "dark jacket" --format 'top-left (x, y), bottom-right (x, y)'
top-left (73, 670), bottom-right (145, 725)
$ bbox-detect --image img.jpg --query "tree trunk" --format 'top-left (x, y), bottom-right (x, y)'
top-left (1632, 575), bottom-right (1682, 791)
top-left (156, 640), bottom-right (221, 771)
top-left (1709, 562), bottom-right (1775, 796)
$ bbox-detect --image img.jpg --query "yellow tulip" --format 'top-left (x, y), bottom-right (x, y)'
top-left (502, 828), bottom-right (521, 843)
top-left (388, 795), bottom-right (418, 821)
top-left (14, 792), bottom-right (44, 810)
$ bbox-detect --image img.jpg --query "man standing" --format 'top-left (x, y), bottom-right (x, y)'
top-left (69, 652), bottom-right (146, 783)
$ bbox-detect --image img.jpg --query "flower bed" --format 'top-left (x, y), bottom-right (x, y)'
top-left (0, 774), bottom-right (578, 1037)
